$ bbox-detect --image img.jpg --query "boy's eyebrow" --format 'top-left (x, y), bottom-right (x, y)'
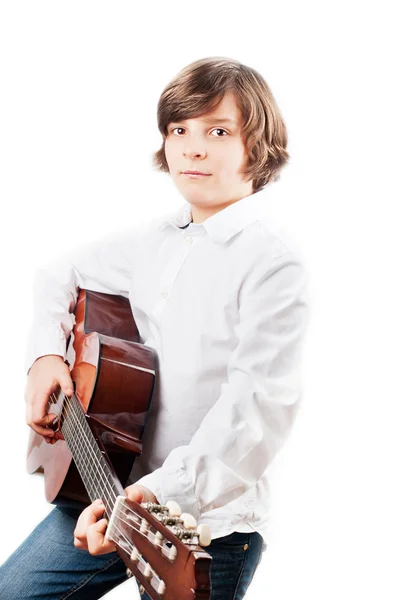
top-left (201, 117), bottom-right (237, 125)
top-left (170, 117), bottom-right (238, 125)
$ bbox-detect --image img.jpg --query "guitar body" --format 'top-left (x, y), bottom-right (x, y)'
top-left (25, 289), bottom-right (211, 599)
top-left (26, 289), bottom-right (157, 507)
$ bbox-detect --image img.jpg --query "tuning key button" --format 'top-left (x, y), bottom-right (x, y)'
top-left (140, 518), bottom-right (149, 534)
top-left (196, 524), bottom-right (212, 547)
top-left (165, 500), bottom-right (182, 517)
top-left (180, 513), bottom-right (197, 529)
top-left (130, 547), bottom-right (140, 562)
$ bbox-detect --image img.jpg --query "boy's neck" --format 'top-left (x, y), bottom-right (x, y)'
top-left (189, 185), bottom-right (254, 224)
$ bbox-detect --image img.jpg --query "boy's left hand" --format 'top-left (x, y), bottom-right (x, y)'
top-left (73, 484), bottom-right (159, 555)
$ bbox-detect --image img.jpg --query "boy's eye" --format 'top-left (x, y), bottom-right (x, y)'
top-left (211, 128), bottom-right (228, 137)
top-left (170, 127), bottom-right (228, 137)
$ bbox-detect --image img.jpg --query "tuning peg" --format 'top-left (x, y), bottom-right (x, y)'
top-left (165, 500), bottom-right (182, 517)
top-left (196, 524), bottom-right (212, 547)
top-left (180, 512), bottom-right (197, 529)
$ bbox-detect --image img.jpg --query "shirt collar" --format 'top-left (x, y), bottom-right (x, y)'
top-left (158, 188), bottom-right (269, 244)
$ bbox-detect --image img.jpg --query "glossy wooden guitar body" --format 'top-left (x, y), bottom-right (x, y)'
top-left (26, 289), bottom-right (157, 506)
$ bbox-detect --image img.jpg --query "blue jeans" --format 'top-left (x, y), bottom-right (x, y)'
top-left (0, 506), bottom-right (266, 600)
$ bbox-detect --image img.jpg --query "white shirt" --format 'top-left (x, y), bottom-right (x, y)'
top-left (26, 187), bottom-right (310, 545)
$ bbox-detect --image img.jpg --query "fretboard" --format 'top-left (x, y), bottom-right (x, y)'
top-left (60, 393), bottom-right (125, 518)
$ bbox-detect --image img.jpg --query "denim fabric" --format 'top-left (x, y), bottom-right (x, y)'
top-left (0, 506), bottom-right (266, 600)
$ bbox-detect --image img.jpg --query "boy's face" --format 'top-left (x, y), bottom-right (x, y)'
top-left (164, 91), bottom-right (253, 223)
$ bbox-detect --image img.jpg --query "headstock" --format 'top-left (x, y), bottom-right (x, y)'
top-left (106, 496), bottom-right (212, 600)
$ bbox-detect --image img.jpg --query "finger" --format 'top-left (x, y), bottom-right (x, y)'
top-left (87, 519), bottom-right (116, 555)
top-left (26, 410), bottom-right (58, 439)
top-left (73, 500), bottom-right (105, 549)
top-left (59, 379), bottom-right (74, 397)
top-left (28, 423), bottom-right (55, 439)
top-left (75, 500), bottom-right (105, 535)
top-left (25, 386), bottom-right (58, 425)
top-left (125, 484), bottom-right (158, 505)
top-left (48, 430), bottom-right (64, 444)
top-left (59, 368), bottom-right (74, 397)
top-left (73, 535), bottom-right (87, 550)
top-left (36, 413), bottom-right (58, 426)
top-left (126, 486), bottom-right (144, 504)
top-left (27, 391), bottom-right (54, 425)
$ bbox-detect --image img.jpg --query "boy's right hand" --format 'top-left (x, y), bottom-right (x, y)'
top-left (25, 355), bottom-right (74, 443)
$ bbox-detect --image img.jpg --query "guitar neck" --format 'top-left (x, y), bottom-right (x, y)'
top-left (60, 393), bottom-right (125, 517)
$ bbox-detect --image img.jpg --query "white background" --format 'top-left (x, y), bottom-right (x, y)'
top-left (0, 1), bottom-right (398, 598)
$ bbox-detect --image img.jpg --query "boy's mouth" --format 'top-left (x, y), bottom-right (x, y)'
top-left (182, 170), bottom-right (211, 177)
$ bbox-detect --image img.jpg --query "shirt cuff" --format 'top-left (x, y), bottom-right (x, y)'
top-left (25, 325), bottom-right (67, 374)
top-left (134, 467), bottom-right (201, 521)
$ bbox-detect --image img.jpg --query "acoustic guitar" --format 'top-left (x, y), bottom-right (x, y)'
top-left (26, 289), bottom-right (212, 600)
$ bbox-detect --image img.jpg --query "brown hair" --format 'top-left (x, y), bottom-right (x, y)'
top-left (152, 56), bottom-right (289, 193)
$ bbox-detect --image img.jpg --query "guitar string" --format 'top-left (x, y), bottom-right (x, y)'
top-left (50, 390), bottom-right (185, 532)
top-left (49, 394), bottom-right (136, 540)
top-left (53, 393), bottom-right (168, 586)
top-left (53, 392), bottom-right (177, 586)
top-left (52, 392), bottom-right (140, 532)
top-left (49, 391), bottom-right (198, 551)
top-left (59, 414), bottom-right (166, 589)
top-left (57, 393), bottom-right (201, 571)
top-left (53, 390), bottom-right (200, 547)
top-left (48, 391), bottom-right (208, 589)
top-left (55, 394), bottom-right (137, 541)
top-left (56, 389), bottom-right (189, 542)
top-left (52, 392), bottom-right (119, 517)
top-left (55, 392), bottom-right (119, 503)
top-left (47, 392), bottom-right (173, 580)
top-left (55, 392), bottom-right (118, 509)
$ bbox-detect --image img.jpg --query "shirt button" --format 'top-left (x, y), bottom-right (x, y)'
top-left (160, 290), bottom-right (168, 299)
top-left (185, 236), bottom-right (193, 244)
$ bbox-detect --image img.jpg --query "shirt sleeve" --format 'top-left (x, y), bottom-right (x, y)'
top-left (24, 225), bottom-right (144, 374)
top-left (135, 249), bottom-right (311, 520)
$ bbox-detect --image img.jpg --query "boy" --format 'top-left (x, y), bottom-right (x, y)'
top-left (0, 56), bottom-right (310, 599)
